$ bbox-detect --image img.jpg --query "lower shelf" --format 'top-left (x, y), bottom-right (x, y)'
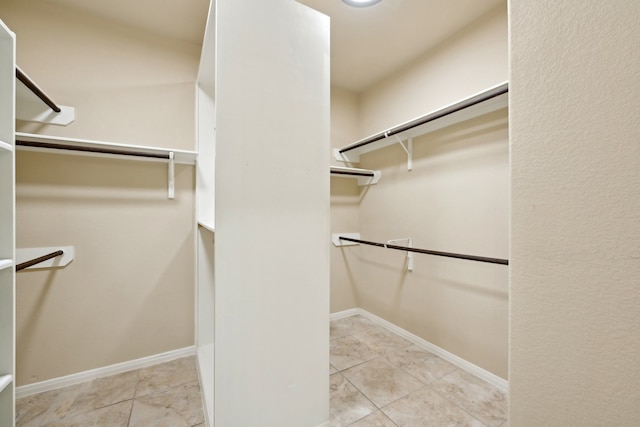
top-left (0, 374), bottom-right (13, 393)
top-left (0, 259), bottom-right (13, 271)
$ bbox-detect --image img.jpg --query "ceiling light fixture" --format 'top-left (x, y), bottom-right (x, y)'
top-left (342, 0), bottom-right (383, 7)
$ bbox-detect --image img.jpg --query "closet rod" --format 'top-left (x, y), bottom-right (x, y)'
top-left (330, 170), bottom-right (375, 177)
top-left (16, 140), bottom-right (170, 160)
top-left (16, 250), bottom-right (64, 272)
top-left (16, 67), bottom-right (62, 113)
top-left (338, 236), bottom-right (508, 265)
top-left (339, 85), bottom-right (509, 154)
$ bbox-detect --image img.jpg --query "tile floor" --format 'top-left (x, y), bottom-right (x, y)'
top-left (16, 315), bottom-right (507, 427)
top-left (16, 356), bottom-right (205, 427)
top-left (329, 315), bottom-right (508, 427)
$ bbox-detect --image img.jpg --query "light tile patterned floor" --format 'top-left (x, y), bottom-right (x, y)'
top-left (16, 316), bottom-right (507, 426)
top-left (329, 315), bottom-right (508, 427)
top-left (16, 356), bottom-right (205, 427)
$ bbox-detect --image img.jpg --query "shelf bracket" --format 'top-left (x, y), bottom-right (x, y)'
top-left (168, 152), bottom-right (175, 199)
top-left (332, 233), bottom-right (361, 247)
top-left (387, 238), bottom-right (414, 272)
top-left (393, 134), bottom-right (412, 171)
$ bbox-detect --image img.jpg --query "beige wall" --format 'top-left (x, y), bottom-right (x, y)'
top-left (336, 4), bottom-right (509, 379)
top-left (2, 0), bottom-right (198, 150)
top-left (1, 0), bottom-right (198, 384)
top-left (510, 1), bottom-right (640, 424)
top-left (359, 5), bottom-right (508, 137)
top-left (330, 86), bottom-right (361, 313)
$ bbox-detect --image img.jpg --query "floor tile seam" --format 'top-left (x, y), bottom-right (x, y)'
top-left (126, 396), bottom-right (135, 427)
top-left (376, 384), bottom-right (431, 422)
top-left (88, 396), bottom-right (136, 413)
top-left (134, 378), bottom-right (199, 399)
top-left (425, 382), bottom-right (495, 427)
top-left (338, 371), bottom-right (380, 414)
top-left (342, 365), bottom-right (427, 412)
top-left (334, 352), bottom-right (382, 373)
top-left (335, 336), bottom-right (416, 370)
top-left (344, 410), bottom-right (400, 427)
top-left (38, 394), bottom-right (132, 422)
top-left (430, 367), bottom-right (509, 416)
top-left (388, 360), bottom-right (460, 386)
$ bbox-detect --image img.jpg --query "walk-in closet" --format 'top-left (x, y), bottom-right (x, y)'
top-left (1, 0), bottom-right (639, 426)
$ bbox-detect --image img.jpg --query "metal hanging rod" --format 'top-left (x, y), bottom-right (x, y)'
top-left (338, 236), bottom-right (508, 265)
top-left (16, 250), bottom-right (64, 272)
top-left (330, 170), bottom-right (375, 177)
top-left (16, 140), bottom-right (170, 160)
top-left (339, 84), bottom-right (508, 154)
top-left (16, 66), bottom-right (62, 113)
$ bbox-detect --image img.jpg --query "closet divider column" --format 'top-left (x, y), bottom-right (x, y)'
top-left (214, 0), bottom-right (330, 426)
top-left (0, 19), bottom-right (16, 427)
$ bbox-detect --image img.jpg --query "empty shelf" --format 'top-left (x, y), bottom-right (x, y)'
top-left (0, 259), bottom-right (13, 271)
top-left (0, 374), bottom-right (12, 393)
top-left (0, 140), bottom-right (12, 152)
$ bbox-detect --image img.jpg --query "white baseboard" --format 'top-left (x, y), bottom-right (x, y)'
top-left (16, 346), bottom-right (196, 399)
top-left (330, 308), bottom-right (508, 393)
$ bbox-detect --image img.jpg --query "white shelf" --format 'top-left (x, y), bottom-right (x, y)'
top-left (0, 140), bottom-right (12, 152)
top-left (330, 166), bottom-right (381, 186)
top-left (198, 221), bottom-right (215, 233)
top-left (0, 374), bottom-right (12, 393)
top-left (15, 132), bottom-right (198, 165)
top-left (0, 259), bottom-right (12, 271)
top-left (334, 81), bottom-right (508, 163)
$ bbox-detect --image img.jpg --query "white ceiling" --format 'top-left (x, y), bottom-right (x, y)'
top-left (41, 0), bottom-right (503, 92)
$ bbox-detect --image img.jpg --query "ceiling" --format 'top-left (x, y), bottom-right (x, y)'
top-left (40, 0), bottom-right (503, 92)
top-left (296, 0), bottom-right (503, 91)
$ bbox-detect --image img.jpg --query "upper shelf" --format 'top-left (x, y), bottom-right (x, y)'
top-left (15, 132), bottom-right (197, 165)
top-left (334, 81), bottom-right (508, 163)
top-left (16, 66), bottom-right (75, 126)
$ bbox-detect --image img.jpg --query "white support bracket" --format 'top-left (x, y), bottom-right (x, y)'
top-left (16, 246), bottom-right (75, 271)
top-left (387, 238), bottom-right (414, 272)
top-left (394, 135), bottom-right (413, 171)
top-left (168, 151), bottom-right (175, 199)
top-left (332, 233), bottom-right (360, 247)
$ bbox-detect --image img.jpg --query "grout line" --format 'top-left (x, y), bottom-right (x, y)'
top-left (126, 397), bottom-right (135, 427)
top-left (330, 314), bottom-right (507, 427)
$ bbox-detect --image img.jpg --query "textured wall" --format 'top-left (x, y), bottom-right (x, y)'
top-left (510, 0), bottom-right (640, 424)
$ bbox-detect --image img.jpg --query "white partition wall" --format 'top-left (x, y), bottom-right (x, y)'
top-left (213, 0), bottom-right (330, 425)
top-left (195, 2), bottom-right (216, 423)
top-left (0, 19), bottom-right (16, 427)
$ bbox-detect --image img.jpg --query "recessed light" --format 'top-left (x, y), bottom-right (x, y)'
top-left (342, 0), bottom-right (383, 7)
